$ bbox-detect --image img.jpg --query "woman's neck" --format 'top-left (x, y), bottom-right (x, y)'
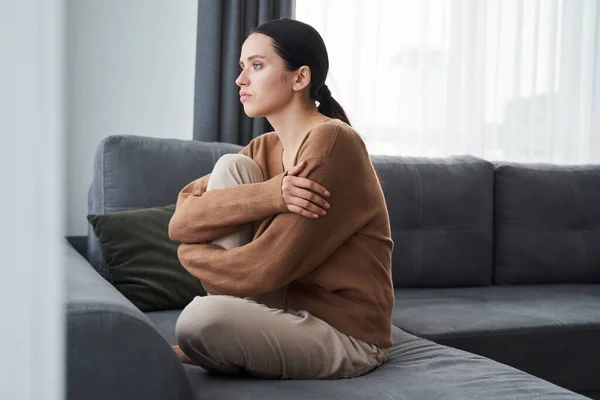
top-left (267, 103), bottom-right (330, 154)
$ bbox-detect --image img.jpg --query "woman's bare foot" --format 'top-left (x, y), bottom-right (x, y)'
top-left (172, 345), bottom-right (194, 365)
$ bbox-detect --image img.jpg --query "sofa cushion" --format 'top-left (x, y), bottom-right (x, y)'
top-left (87, 135), bottom-right (243, 281)
top-left (146, 309), bottom-right (181, 346)
top-left (371, 155), bottom-right (494, 287)
top-left (494, 162), bottom-right (600, 284)
top-left (147, 311), bottom-right (585, 399)
top-left (392, 284), bottom-right (600, 392)
top-left (66, 243), bottom-right (194, 400)
top-left (179, 325), bottom-right (585, 399)
top-left (87, 204), bottom-right (206, 312)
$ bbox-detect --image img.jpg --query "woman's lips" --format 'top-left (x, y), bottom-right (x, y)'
top-left (240, 94), bottom-right (251, 102)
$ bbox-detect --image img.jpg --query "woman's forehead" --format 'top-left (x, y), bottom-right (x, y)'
top-left (240, 33), bottom-right (275, 61)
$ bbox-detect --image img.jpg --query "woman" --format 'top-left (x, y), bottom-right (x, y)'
top-left (169, 18), bottom-right (394, 380)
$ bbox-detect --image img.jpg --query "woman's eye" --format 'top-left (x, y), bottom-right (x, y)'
top-left (238, 63), bottom-right (262, 72)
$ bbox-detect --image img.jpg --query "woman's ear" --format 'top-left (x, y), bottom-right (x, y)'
top-left (292, 66), bottom-right (311, 92)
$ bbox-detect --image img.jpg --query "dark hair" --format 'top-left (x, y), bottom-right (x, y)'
top-left (251, 18), bottom-right (351, 126)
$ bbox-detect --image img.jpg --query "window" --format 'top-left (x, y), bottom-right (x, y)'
top-left (296, 0), bottom-right (600, 163)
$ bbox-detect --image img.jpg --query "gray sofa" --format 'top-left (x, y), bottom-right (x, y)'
top-left (66, 134), bottom-right (600, 400)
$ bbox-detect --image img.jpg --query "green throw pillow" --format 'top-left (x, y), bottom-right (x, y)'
top-left (87, 204), bottom-right (206, 312)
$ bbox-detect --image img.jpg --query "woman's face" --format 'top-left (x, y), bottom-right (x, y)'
top-left (236, 33), bottom-right (295, 118)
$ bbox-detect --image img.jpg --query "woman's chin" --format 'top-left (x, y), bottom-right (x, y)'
top-left (243, 107), bottom-right (265, 119)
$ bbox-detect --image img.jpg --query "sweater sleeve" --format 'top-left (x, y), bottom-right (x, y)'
top-left (176, 157), bottom-right (362, 297)
top-left (168, 148), bottom-right (288, 244)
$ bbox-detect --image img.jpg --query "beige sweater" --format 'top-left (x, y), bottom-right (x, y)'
top-left (169, 119), bottom-right (394, 348)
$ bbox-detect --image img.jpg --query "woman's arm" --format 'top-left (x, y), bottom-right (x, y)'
top-left (168, 171), bottom-right (288, 244)
top-left (176, 157), bottom-right (364, 296)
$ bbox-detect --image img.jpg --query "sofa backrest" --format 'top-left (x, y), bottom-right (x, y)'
top-left (493, 163), bottom-right (600, 284)
top-left (87, 135), bottom-right (243, 281)
top-left (372, 155), bottom-right (495, 287)
top-left (88, 135), bottom-right (495, 288)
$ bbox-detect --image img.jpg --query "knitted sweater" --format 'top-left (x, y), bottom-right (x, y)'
top-left (169, 119), bottom-right (394, 348)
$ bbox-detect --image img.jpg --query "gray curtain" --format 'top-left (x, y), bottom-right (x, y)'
top-left (193, 0), bottom-right (295, 145)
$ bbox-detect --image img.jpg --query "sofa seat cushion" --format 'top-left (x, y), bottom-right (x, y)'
top-left (181, 325), bottom-right (584, 400)
top-left (146, 309), bottom-right (585, 399)
top-left (145, 309), bottom-right (182, 346)
top-left (392, 284), bottom-right (600, 392)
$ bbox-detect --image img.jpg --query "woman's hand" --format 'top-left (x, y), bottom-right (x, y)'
top-left (282, 161), bottom-right (331, 219)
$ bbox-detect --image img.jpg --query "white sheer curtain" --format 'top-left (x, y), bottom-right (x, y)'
top-left (296, 0), bottom-right (600, 164)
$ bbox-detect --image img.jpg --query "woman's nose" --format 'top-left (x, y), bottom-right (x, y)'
top-left (236, 70), bottom-right (248, 87)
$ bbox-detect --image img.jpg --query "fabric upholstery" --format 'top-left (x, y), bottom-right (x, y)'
top-left (87, 204), bottom-right (206, 312)
top-left (494, 162), bottom-right (600, 284)
top-left (87, 135), bottom-right (243, 280)
top-left (82, 135), bottom-right (599, 399)
top-left (146, 309), bottom-right (182, 346)
top-left (582, 392), bottom-right (600, 400)
top-left (371, 155), bottom-right (494, 287)
top-left (66, 241), bottom-right (193, 400)
top-left (180, 325), bottom-right (586, 399)
top-left (392, 284), bottom-right (600, 392)
top-left (147, 311), bottom-right (588, 399)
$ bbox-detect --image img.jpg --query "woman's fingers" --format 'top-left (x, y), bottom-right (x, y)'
top-left (286, 196), bottom-right (328, 218)
top-left (287, 161), bottom-right (306, 176)
top-left (291, 187), bottom-right (330, 211)
top-left (281, 162), bottom-right (332, 219)
top-left (289, 176), bottom-right (330, 197)
top-left (287, 204), bottom-right (322, 219)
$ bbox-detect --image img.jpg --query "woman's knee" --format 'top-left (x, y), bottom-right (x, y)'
top-left (214, 153), bottom-right (253, 166)
top-left (214, 154), bottom-right (263, 177)
top-left (175, 296), bottom-right (238, 345)
top-left (175, 296), bottom-right (247, 373)
top-left (207, 154), bottom-right (264, 189)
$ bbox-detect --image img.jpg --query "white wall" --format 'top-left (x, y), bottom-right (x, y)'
top-left (1, 1), bottom-right (65, 399)
top-left (66, 0), bottom-right (198, 235)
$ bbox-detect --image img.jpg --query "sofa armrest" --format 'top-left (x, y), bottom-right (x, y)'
top-left (65, 241), bottom-right (193, 400)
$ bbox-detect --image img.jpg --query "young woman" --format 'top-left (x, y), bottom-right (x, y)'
top-left (169, 18), bottom-right (394, 380)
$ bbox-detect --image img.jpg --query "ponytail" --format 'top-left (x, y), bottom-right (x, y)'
top-left (315, 84), bottom-right (351, 126)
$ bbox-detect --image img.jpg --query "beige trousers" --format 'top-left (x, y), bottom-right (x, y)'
top-left (175, 154), bottom-right (388, 379)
